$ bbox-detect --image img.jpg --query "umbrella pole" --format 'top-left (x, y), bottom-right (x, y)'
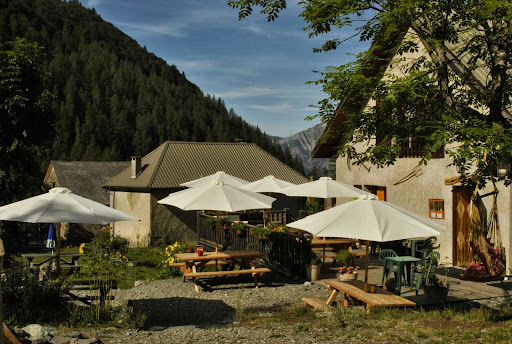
top-left (215, 211), bottom-right (220, 253)
top-left (56, 223), bottom-right (61, 274)
top-left (364, 240), bottom-right (370, 292)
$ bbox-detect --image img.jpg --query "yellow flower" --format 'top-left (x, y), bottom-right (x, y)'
top-left (116, 251), bottom-right (122, 258)
top-left (79, 243), bottom-right (86, 254)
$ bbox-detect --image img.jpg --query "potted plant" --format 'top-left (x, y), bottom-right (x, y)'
top-left (250, 226), bottom-right (270, 240)
top-left (306, 252), bottom-right (321, 281)
top-left (230, 222), bottom-right (248, 238)
top-left (203, 216), bottom-right (217, 231)
top-left (422, 254), bottom-right (450, 302)
top-left (336, 249), bottom-right (355, 267)
top-left (338, 265), bottom-right (358, 281)
top-left (220, 217), bottom-right (232, 231)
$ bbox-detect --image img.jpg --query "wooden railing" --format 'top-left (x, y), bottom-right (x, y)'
top-left (197, 213), bottom-right (311, 275)
top-left (398, 137), bottom-right (444, 159)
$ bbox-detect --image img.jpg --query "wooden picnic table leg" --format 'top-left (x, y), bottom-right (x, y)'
top-left (326, 288), bottom-right (339, 306)
top-left (192, 264), bottom-right (200, 293)
top-left (250, 259), bottom-right (259, 288)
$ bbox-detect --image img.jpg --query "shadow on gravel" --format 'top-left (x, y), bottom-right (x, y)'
top-left (129, 297), bottom-right (235, 329)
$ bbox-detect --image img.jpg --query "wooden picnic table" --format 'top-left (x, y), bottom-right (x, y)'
top-left (302, 279), bottom-right (416, 312)
top-left (175, 250), bottom-right (270, 292)
top-left (22, 253), bottom-right (83, 273)
top-left (311, 238), bottom-right (356, 265)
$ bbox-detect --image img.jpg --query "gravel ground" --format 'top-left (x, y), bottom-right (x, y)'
top-left (80, 272), bottom-right (338, 344)
top-left (74, 272), bottom-right (511, 344)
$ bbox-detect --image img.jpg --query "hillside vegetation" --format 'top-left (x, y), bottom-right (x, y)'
top-left (0, 0), bottom-right (304, 170)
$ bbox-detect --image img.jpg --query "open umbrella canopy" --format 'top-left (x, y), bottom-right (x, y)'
top-left (180, 171), bottom-right (249, 188)
top-left (0, 187), bottom-right (138, 224)
top-left (239, 175), bottom-right (296, 194)
top-left (279, 176), bottom-right (372, 199)
top-left (287, 194), bottom-right (444, 290)
top-left (287, 194), bottom-right (444, 242)
top-left (159, 180), bottom-right (276, 212)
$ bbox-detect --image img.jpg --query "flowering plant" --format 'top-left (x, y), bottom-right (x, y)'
top-left (161, 241), bottom-right (188, 278)
top-left (338, 266), bottom-right (355, 275)
top-left (267, 222), bottom-right (288, 233)
top-left (250, 226), bottom-right (270, 239)
top-left (230, 221), bottom-right (248, 235)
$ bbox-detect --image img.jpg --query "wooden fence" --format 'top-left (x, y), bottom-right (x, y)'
top-left (196, 213), bottom-right (311, 275)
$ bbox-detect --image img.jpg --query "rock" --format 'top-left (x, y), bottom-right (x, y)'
top-left (28, 336), bottom-right (50, 344)
top-left (60, 331), bottom-right (82, 339)
top-left (75, 337), bottom-right (102, 344)
top-left (50, 336), bottom-right (72, 344)
top-left (13, 327), bottom-right (29, 338)
top-left (22, 324), bottom-right (44, 338)
top-left (303, 281), bottom-right (312, 286)
top-left (134, 280), bottom-right (146, 287)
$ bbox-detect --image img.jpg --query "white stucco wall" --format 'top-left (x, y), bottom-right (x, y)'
top-left (111, 191), bottom-right (151, 247)
top-left (337, 156), bottom-right (512, 271)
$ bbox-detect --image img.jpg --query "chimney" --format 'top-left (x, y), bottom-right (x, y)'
top-left (131, 156), bottom-right (142, 179)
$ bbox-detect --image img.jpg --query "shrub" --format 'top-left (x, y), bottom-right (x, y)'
top-left (3, 262), bottom-right (69, 325)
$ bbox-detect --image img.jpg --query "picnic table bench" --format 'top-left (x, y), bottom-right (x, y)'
top-left (22, 253), bottom-right (83, 273)
top-left (175, 250), bottom-right (270, 292)
top-left (302, 279), bottom-right (416, 312)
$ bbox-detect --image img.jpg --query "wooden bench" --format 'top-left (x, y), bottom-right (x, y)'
top-left (170, 260), bottom-right (228, 272)
top-left (183, 267), bottom-right (271, 291)
top-left (301, 297), bottom-right (331, 311)
top-left (183, 267), bottom-right (270, 279)
top-left (324, 279), bottom-right (416, 312)
top-left (69, 280), bottom-right (118, 307)
top-left (312, 247), bottom-right (334, 252)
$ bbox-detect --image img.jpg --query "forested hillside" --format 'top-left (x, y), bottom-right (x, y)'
top-left (0, 0), bottom-right (304, 171)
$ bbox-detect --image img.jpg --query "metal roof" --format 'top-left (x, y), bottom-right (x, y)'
top-left (45, 160), bottom-right (130, 204)
top-left (103, 141), bottom-right (309, 190)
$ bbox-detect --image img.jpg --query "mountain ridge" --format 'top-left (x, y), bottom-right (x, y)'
top-left (277, 123), bottom-right (334, 177)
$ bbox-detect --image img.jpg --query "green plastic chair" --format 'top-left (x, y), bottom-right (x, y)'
top-left (415, 237), bottom-right (439, 259)
top-left (379, 249), bottom-right (405, 285)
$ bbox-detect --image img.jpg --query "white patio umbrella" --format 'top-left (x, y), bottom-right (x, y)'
top-left (158, 180), bottom-right (276, 252)
top-left (0, 187), bottom-right (138, 268)
top-left (287, 194), bottom-right (444, 290)
top-left (279, 176), bottom-right (372, 199)
top-left (0, 187), bottom-right (138, 224)
top-left (240, 175), bottom-right (296, 226)
top-left (180, 171), bottom-right (249, 188)
top-left (239, 175), bottom-right (296, 193)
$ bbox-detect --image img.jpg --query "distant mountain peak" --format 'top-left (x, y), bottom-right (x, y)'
top-left (277, 123), bottom-right (333, 176)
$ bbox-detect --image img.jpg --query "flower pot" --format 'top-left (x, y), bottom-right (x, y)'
top-left (306, 264), bottom-right (320, 282)
top-left (423, 285), bottom-right (449, 302)
top-left (340, 271), bottom-right (358, 281)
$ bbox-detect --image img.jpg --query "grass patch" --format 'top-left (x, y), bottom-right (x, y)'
top-left (238, 303), bottom-right (512, 343)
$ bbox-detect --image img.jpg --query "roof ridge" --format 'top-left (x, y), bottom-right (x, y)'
top-left (165, 141), bottom-right (255, 146)
top-left (148, 141), bottom-right (171, 188)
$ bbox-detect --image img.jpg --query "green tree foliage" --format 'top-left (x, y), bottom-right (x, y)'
top-left (0, 37), bottom-right (53, 202)
top-left (0, 0), bottom-right (300, 178)
top-left (229, 0), bottom-right (512, 187)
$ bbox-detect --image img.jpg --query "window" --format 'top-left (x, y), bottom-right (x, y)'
top-left (428, 199), bottom-right (444, 219)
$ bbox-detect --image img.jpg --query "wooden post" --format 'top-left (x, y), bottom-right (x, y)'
top-left (56, 223), bottom-right (61, 273)
top-left (364, 240), bottom-right (370, 292)
top-left (0, 239), bottom-right (5, 344)
top-left (215, 211), bottom-right (220, 253)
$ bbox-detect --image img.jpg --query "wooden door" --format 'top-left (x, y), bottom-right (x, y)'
top-left (453, 187), bottom-right (473, 265)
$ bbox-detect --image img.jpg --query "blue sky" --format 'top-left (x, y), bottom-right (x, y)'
top-left (82, 0), bottom-right (368, 137)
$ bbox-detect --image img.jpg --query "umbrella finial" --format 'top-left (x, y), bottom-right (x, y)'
top-left (49, 187), bottom-right (72, 194)
top-left (357, 194), bottom-right (379, 201)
